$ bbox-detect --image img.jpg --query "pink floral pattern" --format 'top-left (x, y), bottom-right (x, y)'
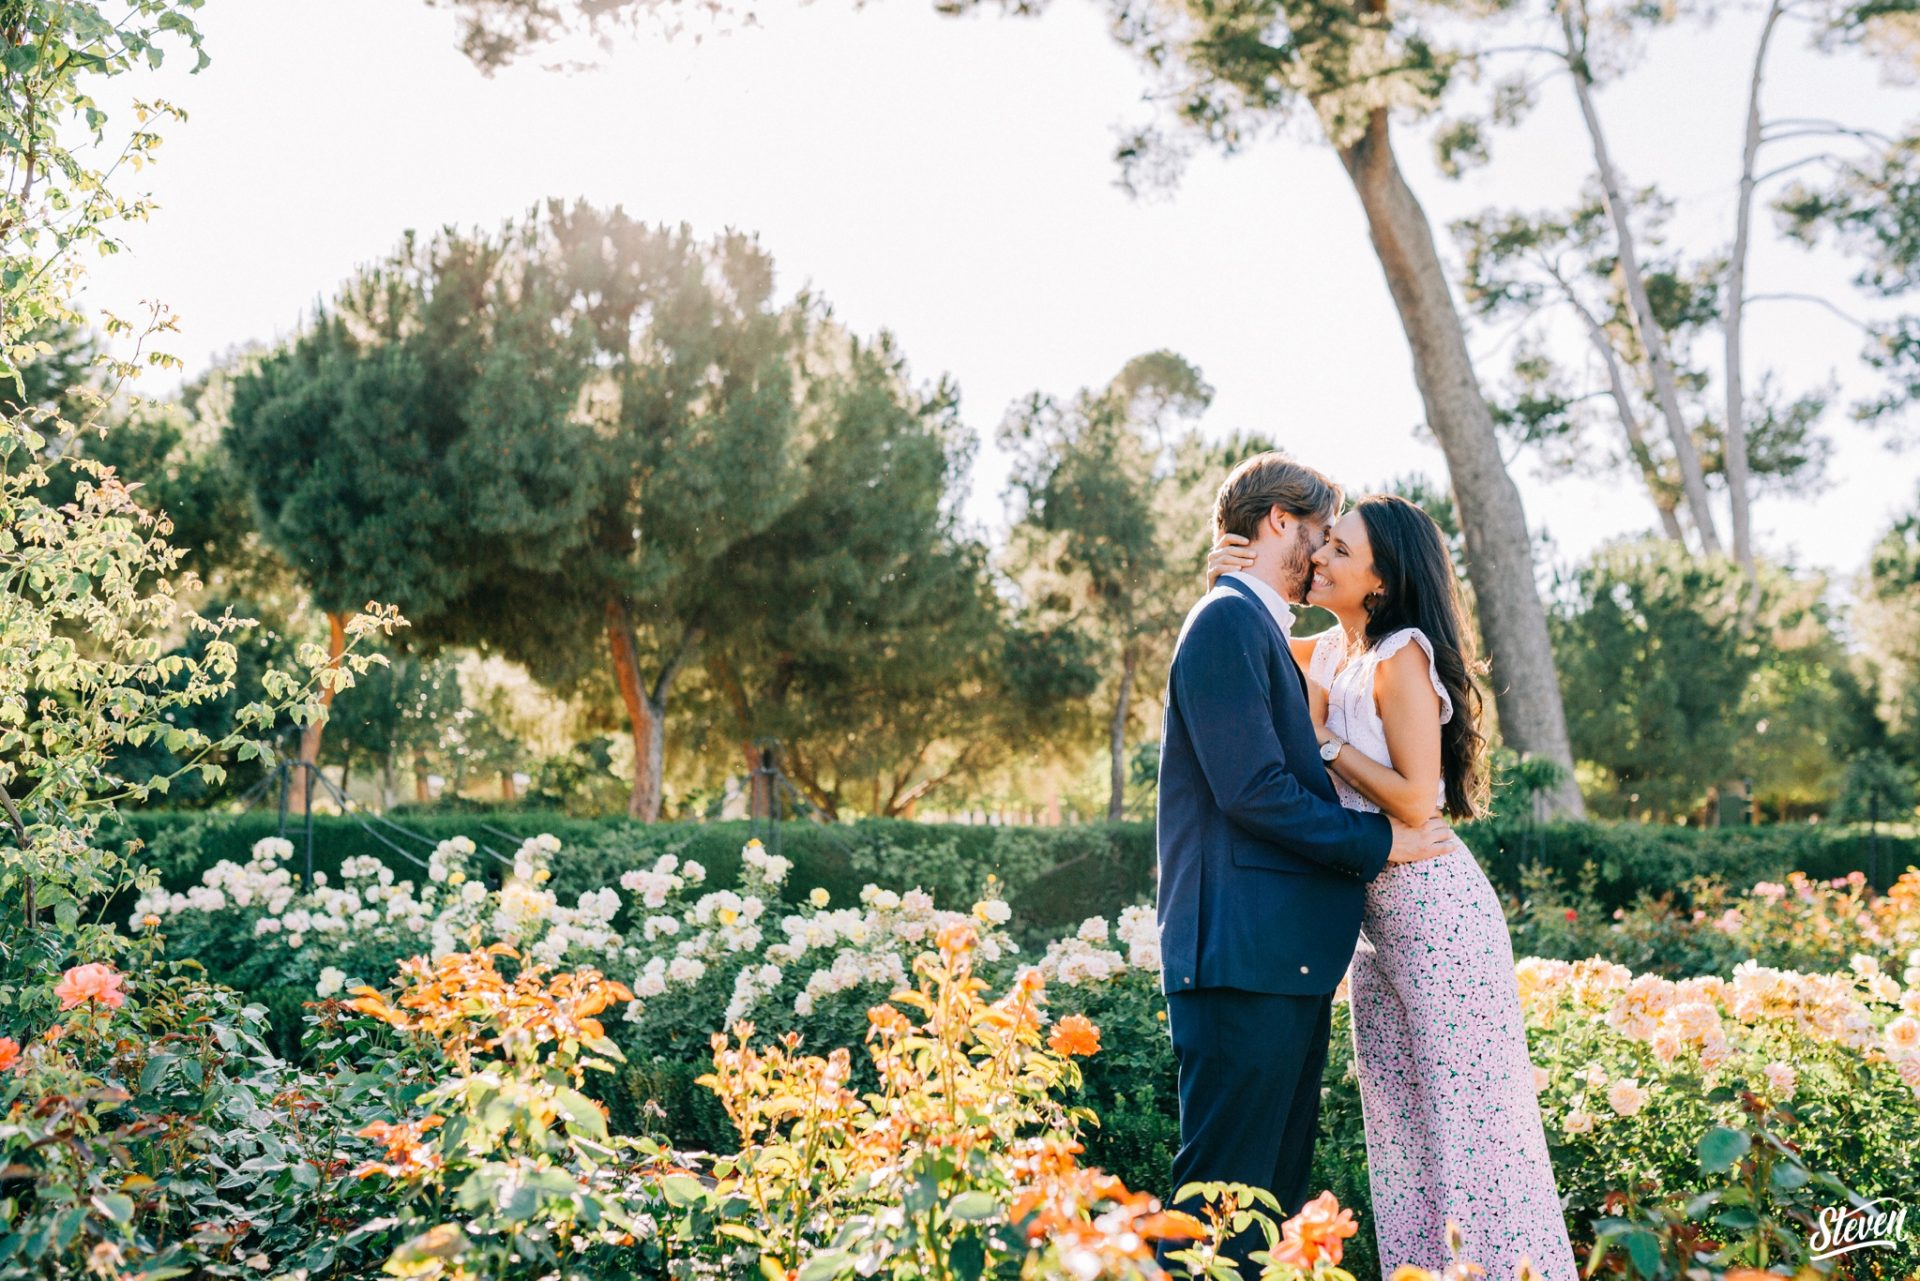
top-left (1313, 628), bottom-right (1577, 1281)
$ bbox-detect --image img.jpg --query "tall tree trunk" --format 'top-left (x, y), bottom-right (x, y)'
top-left (413, 752), bottom-right (432, 804)
top-left (1336, 110), bottom-right (1585, 816)
top-left (1561, 8), bottom-right (1723, 555)
top-left (1725, 0), bottom-right (1787, 580)
top-left (744, 742), bottom-right (775, 819)
top-left (606, 599), bottom-right (662, 821)
top-left (381, 754), bottom-right (397, 812)
top-left (288, 611), bottom-right (348, 816)
top-left (1561, 284), bottom-right (1687, 542)
top-left (1108, 644), bottom-right (1136, 822)
top-left (605, 600), bottom-right (700, 823)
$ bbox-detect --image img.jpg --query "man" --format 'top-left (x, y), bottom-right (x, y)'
top-left (1155, 452), bottom-right (1452, 1267)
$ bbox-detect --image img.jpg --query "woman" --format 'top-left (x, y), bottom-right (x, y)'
top-left (1208, 494), bottom-right (1575, 1281)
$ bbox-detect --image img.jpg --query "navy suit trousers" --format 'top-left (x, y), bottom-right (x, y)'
top-left (1161, 987), bottom-right (1333, 1272)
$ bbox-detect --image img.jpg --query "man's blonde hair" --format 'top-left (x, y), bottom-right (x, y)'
top-left (1213, 452), bottom-right (1343, 541)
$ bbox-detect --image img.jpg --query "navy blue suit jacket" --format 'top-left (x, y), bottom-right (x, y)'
top-left (1155, 576), bottom-right (1392, 997)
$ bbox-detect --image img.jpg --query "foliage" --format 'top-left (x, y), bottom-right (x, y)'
top-left (0, 948), bottom-right (406, 1279)
top-left (693, 330), bottom-right (1067, 820)
top-left (1855, 492), bottom-right (1920, 770)
top-left (1550, 541), bottom-right (1864, 819)
top-left (999, 356), bottom-right (1226, 821)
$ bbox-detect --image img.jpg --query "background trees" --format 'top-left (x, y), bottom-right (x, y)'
top-left (225, 221), bottom-right (596, 809)
top-left (1001, 352), bottom-right (1220, 821)
top-left (419, 0), bottom-right (1591, 818)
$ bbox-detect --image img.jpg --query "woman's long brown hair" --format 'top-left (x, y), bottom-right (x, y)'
top-left (1353, 494), bottom-right (1489, 820)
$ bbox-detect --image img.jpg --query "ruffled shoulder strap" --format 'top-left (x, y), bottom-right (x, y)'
top-left (1374, 627), bottom-right (1453, 725)
top-left (1306, 627), bottom-right (1344, 687)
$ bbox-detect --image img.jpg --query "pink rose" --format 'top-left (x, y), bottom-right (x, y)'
top-left (54, 963), bottom-right (126, 1011)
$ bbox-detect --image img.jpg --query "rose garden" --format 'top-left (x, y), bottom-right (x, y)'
top-left (10, 3), bottom-right (1920, 1279)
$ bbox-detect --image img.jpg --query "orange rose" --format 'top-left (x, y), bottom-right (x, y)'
top-left (936, 921), bottom-right (978, 957)
top-left (54, 962), bottom-right (126, 1011)
top-left (1047, 1014), bottom-right (1101, 1058)
top-left (0, 1037), bottom-right (19, 1072)
top-left (1274, 1190), bottom-right (1358, 1268)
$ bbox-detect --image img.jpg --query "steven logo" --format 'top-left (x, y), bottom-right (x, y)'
top-left (1811, 1198), bottom-right (1910, 1261)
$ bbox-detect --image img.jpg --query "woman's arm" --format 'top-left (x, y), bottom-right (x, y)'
top-left (1317, 645), bottom-right (1444, 827)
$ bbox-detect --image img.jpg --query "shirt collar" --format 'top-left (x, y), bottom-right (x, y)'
top-left (1223, 571), bottom-right (1297, 636)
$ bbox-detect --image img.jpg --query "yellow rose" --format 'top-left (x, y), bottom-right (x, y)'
top-left (808, 887), bottom-right (830, 908)
top-left (448, 871), bottom-right (466, 886)
top-left (719, 908), bottom-right (739, 925)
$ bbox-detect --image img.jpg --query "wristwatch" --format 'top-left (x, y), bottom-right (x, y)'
top-left (1319, 737), bottom-right (1345, 764)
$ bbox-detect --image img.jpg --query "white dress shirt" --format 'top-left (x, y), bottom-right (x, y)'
top-left (1223, 570), bottom-right (1297, 637)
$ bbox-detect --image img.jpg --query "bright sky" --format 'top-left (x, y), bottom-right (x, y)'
top-left (80, 0), bottom-right (1920, 590)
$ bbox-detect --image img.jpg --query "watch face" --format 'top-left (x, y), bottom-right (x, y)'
top-left (1320, 741), bottom-right (1339, 762)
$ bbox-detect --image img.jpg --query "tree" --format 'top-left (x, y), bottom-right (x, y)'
top-left (226, 220), bottom-right (599, 811)
top-left (696, 329), bottom-right (1089, 819)
top-left (1852, 491), bottom-right (1920, 768)
top-left (325, 650), bottom-right (465, 808)
top-left (1002, 351), bottom-right (1218, 821)
top-left (1779, 130), bottom-right (1920, 431)
top-left (1444, 0), bottom-right (1919, 575)
top-left (1551, 539), bottom-right (1811, 818)
top-left (1453, 193), bottom-right (1830, 550)
top-left (417, 0), bottom-right (1589, 817)
top-left (513, 203), bottom-right (815, 821)
top-left (0, 0), bottom-right (393, 950)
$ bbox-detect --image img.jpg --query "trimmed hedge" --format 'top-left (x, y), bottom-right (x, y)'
top-left (110, 808), bottom-right (1919, 934)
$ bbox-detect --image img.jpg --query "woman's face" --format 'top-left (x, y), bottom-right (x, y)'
top-left (1308, 511), bottom-right (1384, 615)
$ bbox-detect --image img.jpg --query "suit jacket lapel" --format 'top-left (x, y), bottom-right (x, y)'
top-left (1218, 577), bottom-right (1309, 701)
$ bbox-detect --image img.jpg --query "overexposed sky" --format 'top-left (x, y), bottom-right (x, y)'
top-left (78, 0), bottom-right (1920, 587)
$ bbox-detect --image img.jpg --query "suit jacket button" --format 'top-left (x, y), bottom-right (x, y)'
top-left (1183, 977), bottom-right (1192, 985)
top-left (1300, 965), bottom-right (1310, 974)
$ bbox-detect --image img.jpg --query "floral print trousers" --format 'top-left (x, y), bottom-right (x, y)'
top-left (1348, 844), bottom-right (1580, 1281)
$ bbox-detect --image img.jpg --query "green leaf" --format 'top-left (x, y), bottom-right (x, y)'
top-left (553, 1087), bottom-right (608, 1141)
top-left (797, 1250), bottom-right (854, 1281)
top-left (947, 1191), bottom-right (999, 1222)
top-left (949, 1231), bottom-right (986, 1281)
top-left (658, 1174), bottom-right (705, 1208)
top-left (93, 1194), bottom-right (133, 1225)
top-left (1622, 1227), bottom-right (1661, 1277)
top-left (1699, 1126), bottom-right (1750, 1173)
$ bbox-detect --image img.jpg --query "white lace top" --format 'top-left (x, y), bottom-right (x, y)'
top-left (1308, 626), bottom-right (1453, 816)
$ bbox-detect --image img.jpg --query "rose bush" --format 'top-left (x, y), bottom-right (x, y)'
top-left (133, 831), bottom-right (1920, 1278)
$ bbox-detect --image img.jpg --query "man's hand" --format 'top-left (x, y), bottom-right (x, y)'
top-left (1386, 815), bottom-right (1454, 864)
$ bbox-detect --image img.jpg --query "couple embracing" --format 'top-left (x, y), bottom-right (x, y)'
top-left (1155, 452), bottom-right (1576, 1280)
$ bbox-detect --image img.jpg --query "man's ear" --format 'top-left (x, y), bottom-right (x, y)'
top-left (1264, 505), bottom-right (1289, 539)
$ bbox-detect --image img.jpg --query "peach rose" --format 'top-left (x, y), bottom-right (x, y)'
top-left (1762, 1061), bottom-right (1797, 1101)
top-left (1607, 1078), bottom-right (1649, 1117)
top-left (54, 962), bottom-right (126, 1011)
top-left (0, 1037), bottom-right (19, 1072)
